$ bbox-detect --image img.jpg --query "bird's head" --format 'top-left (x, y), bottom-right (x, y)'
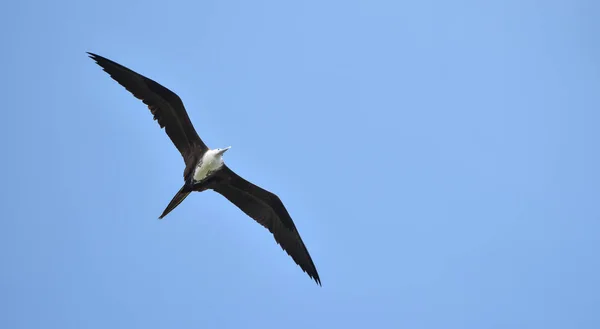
top-left (215, 146), bottom-right (231, 156)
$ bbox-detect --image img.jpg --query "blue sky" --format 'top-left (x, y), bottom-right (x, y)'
top-left (1, 0), bottom-right (599, 328)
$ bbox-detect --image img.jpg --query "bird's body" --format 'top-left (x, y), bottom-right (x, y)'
top-left (193, 147), bottom-right (230, 182)
top-left (87, 52), bottom-right (321, 285)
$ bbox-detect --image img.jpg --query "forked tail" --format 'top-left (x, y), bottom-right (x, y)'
top-left (159, 185), bottom-right (191, 219)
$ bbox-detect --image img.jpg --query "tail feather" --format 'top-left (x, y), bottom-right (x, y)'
top-left (159, 185), bottom-right (191, 219)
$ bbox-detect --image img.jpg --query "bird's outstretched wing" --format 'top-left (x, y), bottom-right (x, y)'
top-left (87, 52), bottom-right (208, 174)
top-left (213, 165), bottom-right (321, 285)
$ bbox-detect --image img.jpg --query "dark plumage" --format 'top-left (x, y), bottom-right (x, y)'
top-left (87, 52), bottom-right (321, 285)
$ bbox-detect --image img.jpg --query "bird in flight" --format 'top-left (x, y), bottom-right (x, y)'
top-left (87, 52), bottom-right (321, 285)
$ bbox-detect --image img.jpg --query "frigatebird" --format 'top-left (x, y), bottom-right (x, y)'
top-left (87, 52), bottom-right (321, 285)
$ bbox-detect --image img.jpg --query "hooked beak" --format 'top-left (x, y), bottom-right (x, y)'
top-left (217, 146), bottom-right (231, 155)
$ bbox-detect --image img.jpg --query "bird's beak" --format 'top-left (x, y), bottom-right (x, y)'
top-left (217, 146), bottom-right (231, 155)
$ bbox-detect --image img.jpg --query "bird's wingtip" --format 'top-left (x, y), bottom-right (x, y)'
top-left (312, 273), bottom-right (322, 286)
top-left (86, 52), bottom-right (103, 62)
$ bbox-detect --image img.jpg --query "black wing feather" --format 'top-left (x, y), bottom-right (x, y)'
top-left (87, 52), bottom-right (208, 172)
top-left (214, 166), bottom-right (321, 285)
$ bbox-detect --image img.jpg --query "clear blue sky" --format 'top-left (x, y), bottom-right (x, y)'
top-left (1, 0), bottom-right (599, 328)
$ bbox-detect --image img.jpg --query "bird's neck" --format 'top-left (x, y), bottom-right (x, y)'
top-left (203, 150), bottom-right (224, 166)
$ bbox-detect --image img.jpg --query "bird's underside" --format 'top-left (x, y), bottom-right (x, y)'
top-left (87, 52), bottom-right (321, 285)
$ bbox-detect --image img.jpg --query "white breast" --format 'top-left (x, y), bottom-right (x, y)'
top-left (193, 150), bottom-right (224, 182)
